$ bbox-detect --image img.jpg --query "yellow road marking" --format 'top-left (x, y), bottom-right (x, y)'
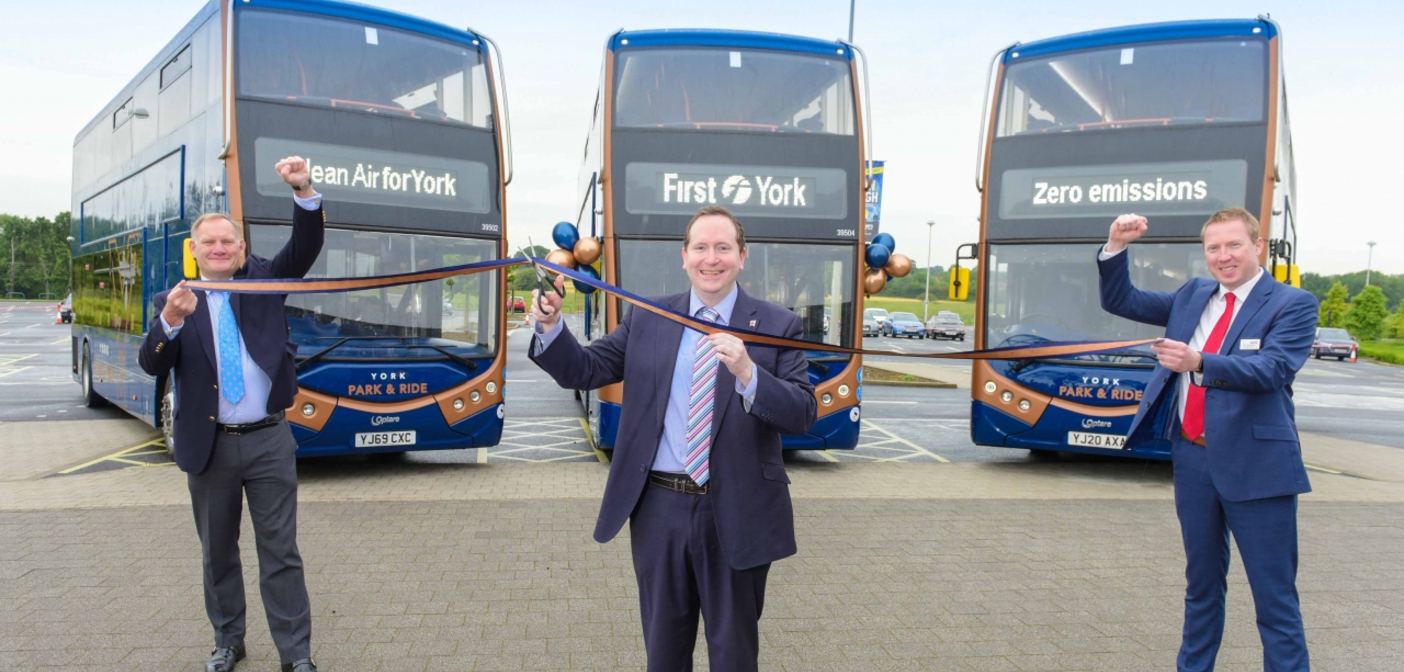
top-left (815, 450), bottom-right (840, 462)
top-left (58, 438), bottom-right (164, 474)
top-left (1304, 463), bottom-right (1344, 476)
top-left (862, 420), bottom-right (951, 463)
top-left (580, 417), bottom-right (609, 463)
top-left (477, 447), bottom-right (487, 464)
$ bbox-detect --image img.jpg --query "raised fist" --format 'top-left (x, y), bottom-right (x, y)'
top-left (275, 156), bottom-right (311, 191)
top-left (1106, 214), bottom-right (1149, 253)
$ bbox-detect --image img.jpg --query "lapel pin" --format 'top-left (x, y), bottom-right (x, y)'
top-left (749, 319), bottom-right (758, 328)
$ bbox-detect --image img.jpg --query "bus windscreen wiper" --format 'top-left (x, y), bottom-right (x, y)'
top-left (296, 336), bottom-right (485, 372)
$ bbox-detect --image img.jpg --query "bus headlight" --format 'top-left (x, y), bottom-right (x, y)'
top-left (453, 398), bottom-right (464, 410)
top-left (822, 393), bottom-right (833, 405)
top-left (1001, 391), bottom-right (1013, 403)
top-left (1018, 399), bottom-right (1031, 411)
top-left (984, 381), bottom-right (997, 394)
top-left (301, 403), bottom-right (315, 417)
top-left (486, 381), bottom-right (497, 394)
top-left (838, 384), bottom-right (850, 397)
top-left (470, 391), bottom-right (481, 403)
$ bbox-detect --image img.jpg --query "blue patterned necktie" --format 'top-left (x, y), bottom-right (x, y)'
top-left (215, 293), bottom-right (245, 404)
top-left (684, 307), bottom-right (720, 486)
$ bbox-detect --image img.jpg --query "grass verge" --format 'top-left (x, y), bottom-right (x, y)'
top-left (1359, 339), bottom-right (1404, 366)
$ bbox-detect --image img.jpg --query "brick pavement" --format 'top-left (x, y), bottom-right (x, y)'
top-left (4, 426), bottom-right (1404, 671)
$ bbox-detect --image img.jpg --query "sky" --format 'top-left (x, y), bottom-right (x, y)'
top-left (2, 0), bottom-right (1400, 276)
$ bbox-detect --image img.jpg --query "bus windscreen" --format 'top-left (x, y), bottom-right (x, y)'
top-left (249, 225), bottom-right (499, 356)
top-left (996, 38), bottom-right (1266, 136)
top-left (984, 242), bottom-right (1208, 360)
top-left (238, 10), bottom-right (493, 128)
top-left (614, 48), bottom-right (854, 135)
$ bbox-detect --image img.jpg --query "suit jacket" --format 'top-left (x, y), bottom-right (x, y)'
top-left (1098, 249), bottom-right (1318, 501)
top-left (530, 287), bottom-right (818, 569)
top-left (139, 203), bottom-right (325, 474)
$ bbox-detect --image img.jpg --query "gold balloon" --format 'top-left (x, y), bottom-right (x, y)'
top-left (886, 254), bottom-right (913, 278)
top-left (545, 248), bottom-right (577, 270)
top-left (573, 237), bottom-right (602, 265)
top-left (863, 267), bottom-right (887, 294)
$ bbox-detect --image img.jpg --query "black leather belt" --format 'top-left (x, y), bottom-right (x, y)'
top-left (218, 410), bottom-right (285, 435)
top-left (649, 471), bottom-right (709, 495)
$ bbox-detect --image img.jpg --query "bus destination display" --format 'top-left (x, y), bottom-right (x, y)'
top-left (255, 138), bottom-right (490, 214)
top-left (999, 159), bottom-right (1248, 220)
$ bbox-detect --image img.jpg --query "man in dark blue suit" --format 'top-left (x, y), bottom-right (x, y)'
top-left (1098, 208), bottom-right (1318, 672)
top-left (139, 157), bottom-right (325, 672)
top-left (530, 205), bottom-right (817, 671)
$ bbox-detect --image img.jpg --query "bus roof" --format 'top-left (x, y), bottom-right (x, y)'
top-left (75, 0), bottom-right (486, 144)
top-left (611, 29), bottom-right (853, 60)
top-left (1006, 19), bottom-right (1276, 63)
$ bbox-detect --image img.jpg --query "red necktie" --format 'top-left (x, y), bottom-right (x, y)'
top-left (1182, 292), bottom-right (1236, 441)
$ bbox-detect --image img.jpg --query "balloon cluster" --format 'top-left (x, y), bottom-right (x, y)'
top-left (863, 232), bottom-right (912, 294)
top-left (545, 222), bottom-right (602, 294)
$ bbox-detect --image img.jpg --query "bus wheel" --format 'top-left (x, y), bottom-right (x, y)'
top-left (81, 342), bottom-right (108, 408)
top-left (160, 377), bottom-right (176, 457)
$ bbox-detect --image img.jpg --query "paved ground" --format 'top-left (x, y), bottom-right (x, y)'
top-left (6, 301), bottom-right (1404, 670)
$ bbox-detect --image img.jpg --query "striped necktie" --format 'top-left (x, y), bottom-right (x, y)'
top-left (684, 307), bottom-right (720, 486)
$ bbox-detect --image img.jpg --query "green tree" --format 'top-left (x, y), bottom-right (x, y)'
top-left (1383, 305), bottom-right (1404, 340)
top-left (1318, 282), bottom-right (1349, 328)
top-left (0, 212), bottom-right (72, 299)
top-left (1344, 285), bottom-right (1390, 341)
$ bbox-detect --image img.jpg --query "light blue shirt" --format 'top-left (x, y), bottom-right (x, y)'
top-left (160, 192), bottom-right (321, 423)
top-left (533, 283), bottom-right (759, 473)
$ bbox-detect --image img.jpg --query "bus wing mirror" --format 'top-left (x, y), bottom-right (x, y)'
top-left (182, 241), bottom-right (198, 280)
top-left (948, 267), bottom-right (970, 301)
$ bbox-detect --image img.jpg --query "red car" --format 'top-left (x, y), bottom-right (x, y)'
top-left (510, 296), bottom-right (527, 313)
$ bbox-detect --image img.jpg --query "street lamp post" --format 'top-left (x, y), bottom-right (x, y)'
top-left (1366, 241), bottom-right (1377, 286)
top-left (923, 221), bottom-right (934, 322)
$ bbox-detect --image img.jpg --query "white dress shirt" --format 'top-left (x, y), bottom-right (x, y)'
top-left (1100, 245), bottom-right (1264, 421)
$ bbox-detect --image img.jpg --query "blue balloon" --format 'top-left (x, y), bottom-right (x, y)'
top-left (572, 263), bottom-right (600, 295)
top-left (865, 243), bottom-right (891, 269)
top-left (552, 222), bottom-right (580, 251)
top-left (872, 232), bottom-right (896, 254)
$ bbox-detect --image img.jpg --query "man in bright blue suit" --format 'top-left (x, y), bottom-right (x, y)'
top-left (1098, 207), bottom-right (1318, 672)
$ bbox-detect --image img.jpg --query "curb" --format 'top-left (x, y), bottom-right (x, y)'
top-left (864, 379), bottom-right (957, 389)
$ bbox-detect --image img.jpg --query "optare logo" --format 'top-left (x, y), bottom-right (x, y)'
top-left (1082, 418), bottom-right (1113, 429)
top-left (371, 415), bottom-right (401, 427)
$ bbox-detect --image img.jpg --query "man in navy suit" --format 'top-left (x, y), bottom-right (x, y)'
top-left (1098, 207), bottom-right (1318, 672)
top-left (139, 157), bottom-right (325, 672)
top-left (530, 205), bottom-right (817, 671)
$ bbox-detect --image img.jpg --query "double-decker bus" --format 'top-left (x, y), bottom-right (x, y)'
top-left (961, 18), bottom-right (1298, 459)
top-left (70, 0), bottom-right (513, 457)
top-left (573, 29), bottom-right (873, 451)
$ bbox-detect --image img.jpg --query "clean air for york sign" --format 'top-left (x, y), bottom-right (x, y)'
top-left (999, 160), bottom-right (1248, 220)
top-left (255, 138), bottom-right (490, 214)
top-left (625, 162), bottom-right (847, 220)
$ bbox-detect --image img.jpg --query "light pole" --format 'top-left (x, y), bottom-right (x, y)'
top-left (923, 221), bottom-right (934, 322)
top-left (1366, 241), bottom-right (1377, 286)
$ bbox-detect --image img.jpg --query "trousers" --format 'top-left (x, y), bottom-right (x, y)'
top-left (1172, 433), bottom-right (1309, 672)
top-left (629, 482), bottom-right (770, 671)
top-left (187, 420), bottom-right (312, 663)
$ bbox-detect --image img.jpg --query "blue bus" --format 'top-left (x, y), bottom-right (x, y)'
top-left (573, 29), bottom-right (874, 451)
top-left (959, 18), bottom-right (1299, 459)
top-left (70, 0), bottom-right (514, 457)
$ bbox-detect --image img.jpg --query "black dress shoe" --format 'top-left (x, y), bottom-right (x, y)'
top-left (281, 658), bottom-right (317, 672)
top-left (207, 645), bottom-right (245, 672)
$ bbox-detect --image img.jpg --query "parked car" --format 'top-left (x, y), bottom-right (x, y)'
top-left (1313, 327), bottom-right (1357, 361)
top-left (57, 294), bottom-right (73, 323)
top-left (509, 296), bottom-right (527, 313)
top-left (883, 311), bottom-right (925, 338)
top-left (862, 309), bottom-right (882, 337)
top-left (925, 313), bottom-right (965, 340)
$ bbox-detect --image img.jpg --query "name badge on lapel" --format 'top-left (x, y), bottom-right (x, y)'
top-left (1239, 338), bottom-right (1261, 351)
